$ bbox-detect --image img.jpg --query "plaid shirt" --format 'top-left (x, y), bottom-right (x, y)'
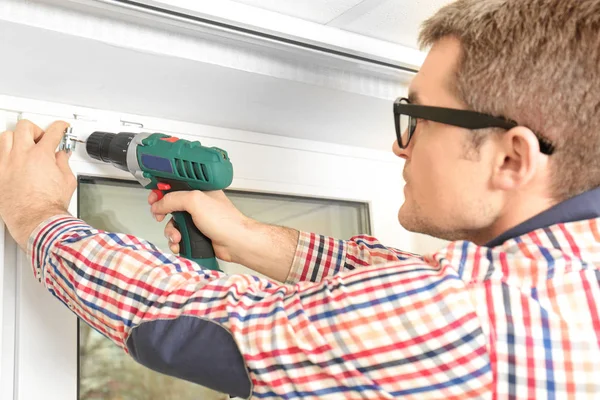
top-left (27, 213), bottom-right (600, 399)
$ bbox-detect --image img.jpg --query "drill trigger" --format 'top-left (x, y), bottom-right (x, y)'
top-left (152, 183), bottom-right (172, 202)
top-left (157, 182), bottom-right (172, 191)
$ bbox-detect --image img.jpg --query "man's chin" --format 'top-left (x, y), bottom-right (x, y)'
top-left (398, 207), bottom-right (471, 242)
top-left (398, 204), bottom-right (438, 237)
top-left (398, 204), bottom-right (419, 233)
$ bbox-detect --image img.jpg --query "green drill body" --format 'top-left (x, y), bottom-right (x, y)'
top-left (136, 133), bottom-right (233, 271)
top-left (85, 131), bottom-right (234, 271)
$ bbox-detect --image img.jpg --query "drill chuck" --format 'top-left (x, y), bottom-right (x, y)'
top-left (86, 131), bottom-right (137, 172)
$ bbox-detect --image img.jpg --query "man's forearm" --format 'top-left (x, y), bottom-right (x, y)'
top-left (230, 220), bottom-right (299, 282)
top-left (235, 225), bottom-right (421, 285)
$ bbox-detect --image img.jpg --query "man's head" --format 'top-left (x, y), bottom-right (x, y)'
top-left (395, 0), bottom-right (600, 244)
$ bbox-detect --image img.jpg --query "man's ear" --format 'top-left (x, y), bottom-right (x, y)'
top-left (491, 126), bottom-right (542, 191)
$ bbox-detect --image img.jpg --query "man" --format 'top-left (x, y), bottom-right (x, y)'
top-left (1, 0), bottom-right (599, 398)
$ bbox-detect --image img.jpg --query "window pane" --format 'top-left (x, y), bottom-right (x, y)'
top-left (77, 177), bottom-right (369, 400)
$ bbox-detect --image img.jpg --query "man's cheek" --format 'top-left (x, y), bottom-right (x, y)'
top-left (421, 171), bottom-right (446, 208)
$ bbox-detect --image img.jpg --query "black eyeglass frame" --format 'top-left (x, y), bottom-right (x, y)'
top-left (393, 97), bottom-right (554, 155)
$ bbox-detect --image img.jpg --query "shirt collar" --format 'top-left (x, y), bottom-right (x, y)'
top-left (486, 186), bottom-right (600, 247)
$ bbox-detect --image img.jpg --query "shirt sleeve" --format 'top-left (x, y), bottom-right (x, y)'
top-left (27, 215), bottom-right (491, 399)
top-left (285, 231), bottom-right (422, 284)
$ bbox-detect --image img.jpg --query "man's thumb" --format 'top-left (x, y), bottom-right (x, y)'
top-left (151, 191), bottom-right (199, 215)
top-left (56, 150), bottom-right (75, 179)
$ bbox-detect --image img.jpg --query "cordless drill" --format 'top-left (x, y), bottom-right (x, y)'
top-left (84, 131), bottom-right (233, 271)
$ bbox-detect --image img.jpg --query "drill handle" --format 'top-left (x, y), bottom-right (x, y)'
top-left (172, 211), bottom-right (220, 271)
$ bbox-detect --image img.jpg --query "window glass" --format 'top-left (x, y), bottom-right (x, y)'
top-left (77, 177), bottom-right (370, 400)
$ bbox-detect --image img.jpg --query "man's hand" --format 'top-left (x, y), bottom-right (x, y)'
top-left (0, 120), bottom-right (76, 249)
top-left (149, 190), bottom-right (299, 282)
top-left (149, 190), bottom-right (249, 263)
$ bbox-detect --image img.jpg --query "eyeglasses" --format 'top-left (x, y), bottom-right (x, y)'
top-left (393, 97), bottom-right (555, 155)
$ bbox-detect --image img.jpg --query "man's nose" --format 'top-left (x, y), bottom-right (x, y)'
top-left (392, 140), bottom-right (410, 160)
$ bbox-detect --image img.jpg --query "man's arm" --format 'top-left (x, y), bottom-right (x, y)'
top-left (155, 191), bottom-right (419, 284)
top-left (285, 231), bottom-right (422, 284)
top-left (28, 215), bottom-right (490, 399)
top-left (208, 221), bottom-right (420, 284)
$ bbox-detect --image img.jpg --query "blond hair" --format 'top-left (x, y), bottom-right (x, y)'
top-left (419, 0), bottom-right (600, 201)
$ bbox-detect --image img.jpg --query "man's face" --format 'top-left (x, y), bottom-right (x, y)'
top-left (395, 37), bottom-right (499, 242)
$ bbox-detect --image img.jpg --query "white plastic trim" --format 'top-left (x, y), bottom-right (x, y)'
top-left (0, 111), bottom-right (18, 400)
top-left (91, 0), bottom-right (426, 69)
top-left (0, 0), bottom-right (413, 101)
top-left (0, 94), bottom-right (400, 164)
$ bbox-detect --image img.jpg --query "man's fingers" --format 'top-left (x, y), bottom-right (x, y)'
top-left (169, 242), bottom-right (180, 254)
top-left (148, 191), bottom-right (158, 205)
top-left (14, 119), bottom-right (44, 148)
top-left (56, 151), bottom-right (76, 188)
top-left (151, 191), bottom-right (199, 216)
top-left (0, 130), bottom-right (14, 156)
top-left (164, 218), bottom-right (181, 243)
top-left (39, 120), bottom-right (70, 151)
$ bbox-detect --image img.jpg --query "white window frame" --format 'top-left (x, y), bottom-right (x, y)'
top-left (1, 110), bottom-right (20, 400)
top-left (0, 94), bottom-right (411, 400)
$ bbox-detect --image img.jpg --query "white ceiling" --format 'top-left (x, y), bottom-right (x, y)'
top-left (228, 0), bottom-right (455, 49)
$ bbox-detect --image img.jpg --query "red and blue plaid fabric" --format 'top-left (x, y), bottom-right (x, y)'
top-left (28, 214), bottom-right (600, 398)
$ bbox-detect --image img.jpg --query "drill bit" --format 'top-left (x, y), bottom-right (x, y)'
top-left (60, 127), bottom-right (86, 153)
top-left (70, 138), bottom-right (87, 144)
